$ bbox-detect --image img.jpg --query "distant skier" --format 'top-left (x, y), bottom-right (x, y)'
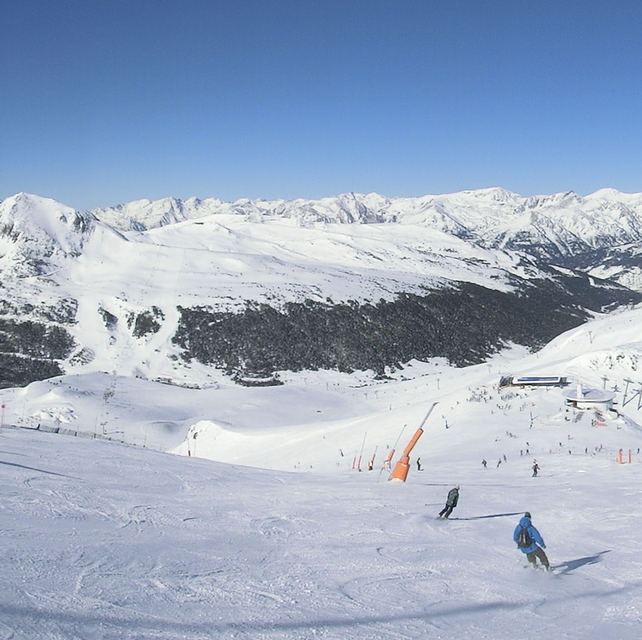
top-left (417, 457), bottom-right (422, 471)
top-left (532, 462), bottom-right (540, 477)
top-left (438, 485), bottom-right (459, 519)
top-left (513, 512), bottom-right (552, 571)
top-left (482, 459), bottom-right (487, 468)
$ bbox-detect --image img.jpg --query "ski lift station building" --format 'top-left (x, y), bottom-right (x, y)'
top-left (499, 375), bottom-right (567, 388)
top-left (562, 384), bottom-right (616, 412)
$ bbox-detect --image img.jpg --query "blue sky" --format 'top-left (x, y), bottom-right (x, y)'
top-left (2, 0), bottom-right (642, 209)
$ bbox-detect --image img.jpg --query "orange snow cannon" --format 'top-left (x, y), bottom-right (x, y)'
top-left (389, 402), bottom-right (437, 482)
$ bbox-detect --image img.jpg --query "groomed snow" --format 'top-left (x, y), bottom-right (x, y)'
top-left (2, 306), bottom-right (642, 638)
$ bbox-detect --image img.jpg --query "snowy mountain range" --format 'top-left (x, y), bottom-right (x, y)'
top-left (2, 188), bottom-right (642, 388)
top-left (91, 187), bottom-right (642, 291)
top-left (2, 190), bottom-right (642, 639)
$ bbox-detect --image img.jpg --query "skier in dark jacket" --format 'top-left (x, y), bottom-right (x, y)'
top-left (438, 485), bottom-right (459, 519)
top-left (513, 512), bottom-right (551, 570)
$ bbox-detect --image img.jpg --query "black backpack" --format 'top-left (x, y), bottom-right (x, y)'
top-left (517, 526), bottom-right (533, 548)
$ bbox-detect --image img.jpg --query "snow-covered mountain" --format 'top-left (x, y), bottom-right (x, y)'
top-left (1, 193), bottom-right (104, 276)
top-left (1, 189), bottom-right (641, 389)
top-left (90, 188), bottom-right (642, 291)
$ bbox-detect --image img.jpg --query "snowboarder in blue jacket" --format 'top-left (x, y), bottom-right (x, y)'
top-left (513, 512), bottom-right (551, 570)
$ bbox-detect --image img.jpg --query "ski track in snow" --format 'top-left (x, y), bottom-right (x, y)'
top-left (1, 423), bottom-right (642, 639)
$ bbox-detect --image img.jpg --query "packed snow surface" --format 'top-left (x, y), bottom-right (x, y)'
top-left (2, 306), bottom-right (642, 638)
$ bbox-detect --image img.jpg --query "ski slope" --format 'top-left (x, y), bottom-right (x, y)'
top-left (0, 416), bottom-right (640, 639)
top-left (1, 306), bottom-right (642, 638)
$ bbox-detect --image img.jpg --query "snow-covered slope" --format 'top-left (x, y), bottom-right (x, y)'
top-left (1, 191), bottom-right (550, 310)
top-left (165, 301), bottom-right (642, 473)
top-left (90, 187), bottom-right (642, 292)
top-left (5, 301), bottom-right (642, 471)
top-left (92, 187), bottom-right (642, 262)
top-left (0, 193), bottom-right (97, 276)
top-left (1, 299), bottom-right (642, 639)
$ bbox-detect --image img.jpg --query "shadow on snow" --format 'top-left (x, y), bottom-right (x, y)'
top-left (447, 512), bottom-right (523, 520)
top-left (0, 580), bottom-right (638, 636)
top-left (553, 550), bottom-right (611, 575)
top-left (0, 459), bottom-right (73, 477)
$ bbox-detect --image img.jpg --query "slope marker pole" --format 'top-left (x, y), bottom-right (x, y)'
top-left (357, 432), bottom-right (367, 471)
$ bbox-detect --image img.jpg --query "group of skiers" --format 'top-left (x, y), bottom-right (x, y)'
top-left (436, 486), bottom-right (552, 571)
top-left (479, 457), bottom-right (541, 476)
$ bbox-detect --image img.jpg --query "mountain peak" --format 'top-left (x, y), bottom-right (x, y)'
top-left (0, 193), bottom-right (101, 275)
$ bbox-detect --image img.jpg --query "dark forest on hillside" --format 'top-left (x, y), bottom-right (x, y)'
top-left (173, 275), bottom-right (641, 383)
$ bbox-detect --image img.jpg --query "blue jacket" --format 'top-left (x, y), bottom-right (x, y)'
top-left (513, 517), bottom-right (545, 554)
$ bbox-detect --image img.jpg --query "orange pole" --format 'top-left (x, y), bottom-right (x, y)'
top-left (390, 456), bottom-right (411, 481)
top-left (403, 428), bottom-right (425, 457)
top-left (390, 402), bottom-right (437, 482)
top-left (390, 428), bottom-right (423, 481)
top-left (618, 448), bottom-right (623, 464)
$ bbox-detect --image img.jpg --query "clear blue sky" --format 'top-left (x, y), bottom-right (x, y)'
top-left (2, 0), bottom-right (642, 209)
